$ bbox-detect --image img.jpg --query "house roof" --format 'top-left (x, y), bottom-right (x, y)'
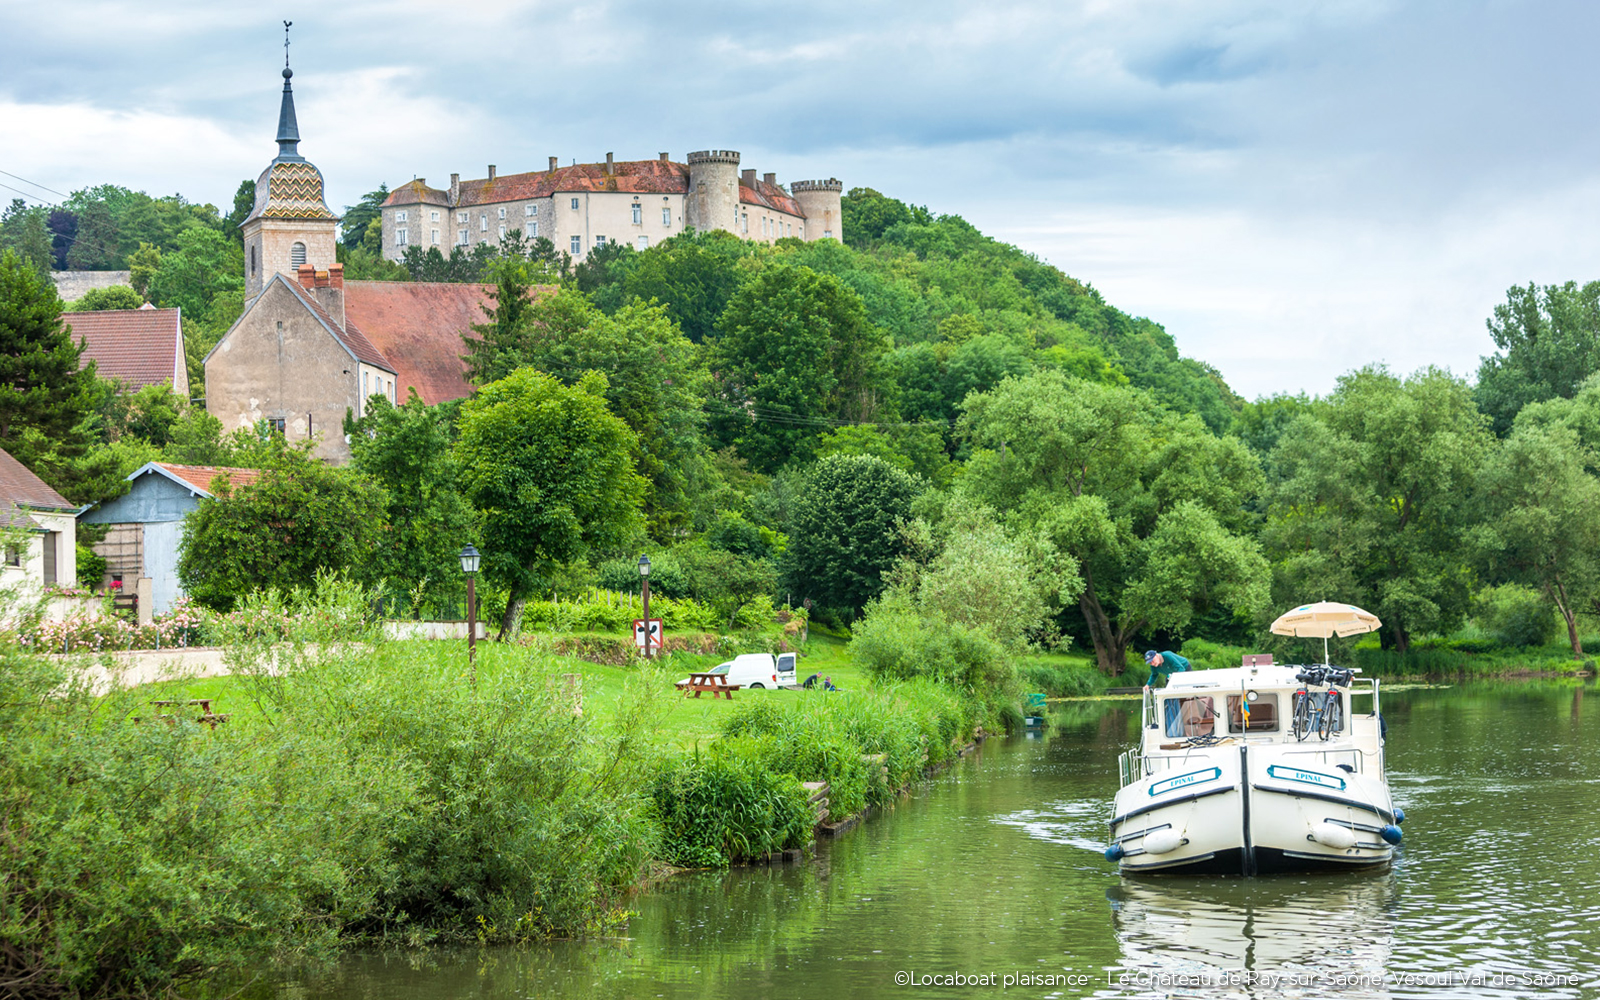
top-left (344, 281), bottom-right (498, 404)
top-left (383, 159), bottom-right (808, 218)
top-left (63, 307), bottom-right (183, 390)
top-left (278, 277), bottom-right (395, 372)
top-left (0, 446), bottom-right (74, 513)
top-left (139, 462), bottom-right (262, 498)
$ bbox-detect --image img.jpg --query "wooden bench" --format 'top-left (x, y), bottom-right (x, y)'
top-left (676, 672), bottom-right (740, 700)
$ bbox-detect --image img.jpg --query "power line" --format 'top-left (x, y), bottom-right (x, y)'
top-left (0, 169), bottom-right (68, 200)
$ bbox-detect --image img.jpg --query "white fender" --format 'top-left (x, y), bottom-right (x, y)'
top-left (1142, 829), bottom-right (1184, 855)
top-left (1311, 823), bottom-right (1357, 849)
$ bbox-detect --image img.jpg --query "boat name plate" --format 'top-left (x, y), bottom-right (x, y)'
top-left (1266, 764), bottom-right (1346, 791)
top-left (1148, 767), bottom-right (1222, 797)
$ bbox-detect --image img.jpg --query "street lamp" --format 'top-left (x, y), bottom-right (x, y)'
top-left (460, 543), bottom-right (481, 683)
top-left (638, 554), bottom-right (652, 659)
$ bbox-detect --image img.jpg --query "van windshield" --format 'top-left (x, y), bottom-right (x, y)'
top-left (709, 663), bottom-right (731, 675)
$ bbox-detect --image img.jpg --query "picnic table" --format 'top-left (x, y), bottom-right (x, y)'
top-left (676, 672), bottom-right (740, 700)
top-left (151, 699), bottom-right (230, 729)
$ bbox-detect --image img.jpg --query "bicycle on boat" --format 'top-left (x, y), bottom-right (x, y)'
top-left (1292, 665), bottom-right (1352, 741)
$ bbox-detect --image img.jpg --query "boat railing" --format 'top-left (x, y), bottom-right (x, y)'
top-left (1118, 747), bottom-right (1144, 788)
top-left (1271, 744), bottom-right (1365, 773)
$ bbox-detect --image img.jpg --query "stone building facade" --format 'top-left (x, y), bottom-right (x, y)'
top-left (381, 150), bottom-right (843, 262)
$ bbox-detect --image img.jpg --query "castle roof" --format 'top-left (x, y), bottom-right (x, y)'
top-left (384, 158), bottom-right (807, 217)
top-left (343, 280), bottom-right (499, 405)
top-left (63, 306), bottom-right (185, 390)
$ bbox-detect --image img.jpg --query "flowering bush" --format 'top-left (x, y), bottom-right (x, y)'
top-left (22, 596), bottom-right (211, 653)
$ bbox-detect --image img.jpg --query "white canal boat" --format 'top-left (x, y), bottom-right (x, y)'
top-left (1105, 661), bottom-right (1404, 875)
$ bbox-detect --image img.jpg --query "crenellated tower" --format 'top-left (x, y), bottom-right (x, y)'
top-left (791, 179), bottom-right (844, 242)
top-left (240, 54), bottom-right (338, 301)
top-left (685, 150), bottom-right (741, 235)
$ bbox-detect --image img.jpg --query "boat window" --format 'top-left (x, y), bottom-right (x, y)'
top-left (1163, 696), bottom-right (1216, 738)
top-left (1227, 694), bottom-right (1279, 733)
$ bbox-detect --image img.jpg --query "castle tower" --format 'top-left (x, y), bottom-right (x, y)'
top-left (240, 59), bottom-right (338, 301)
top-left (685, 150), bottom-right (741, 235)
top-left (791, 179), bottom-right (844, 242)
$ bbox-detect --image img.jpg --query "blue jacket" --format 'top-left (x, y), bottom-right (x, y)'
top-left (1145, 650), bottom-right (1191, 688)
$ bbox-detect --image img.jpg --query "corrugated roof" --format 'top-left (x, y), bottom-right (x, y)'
top-left (152, 463), bottom-right (262, 496)
top-left (344, 281), bottom-right (501, 404)
top-left (279, 278), bottom-right (395, 372)
top-left (63, 307), bottom-right (183, 390)
top-left (0, 446), bottom-right (74, 512)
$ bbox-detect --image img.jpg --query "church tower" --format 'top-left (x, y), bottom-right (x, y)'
top-left (241, 40), bottom-right (338, 302)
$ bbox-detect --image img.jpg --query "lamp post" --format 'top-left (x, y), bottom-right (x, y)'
top-left (460, 543), bottom-right (481, 684)
top-left (638, 554), bottom-right (652, 659)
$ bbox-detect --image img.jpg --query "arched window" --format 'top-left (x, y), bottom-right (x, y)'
top-left (290, 242), bottom-right (307, 267)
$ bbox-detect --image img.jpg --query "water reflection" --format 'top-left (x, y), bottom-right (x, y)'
top-left (1103, 875), bottom-right (1396, 998)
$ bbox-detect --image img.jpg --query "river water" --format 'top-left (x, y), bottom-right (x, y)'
top-left (265, 683), bottom-right (1600, 999)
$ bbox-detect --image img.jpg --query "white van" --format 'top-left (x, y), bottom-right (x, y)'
top-left (685, 652), bottom-right (798, 689)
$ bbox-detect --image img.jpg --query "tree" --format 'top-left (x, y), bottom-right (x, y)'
top-left (461, 258), bottom-right (542, 385)
top-left (126, 243), bottom-right (161, 298)
top-left (1473, 421), bottom-right (1600, 657)
top-left (709, 263), bottom-right (889, 472)
top-left (68, 285), bottom-right (143, 311)
top-left (840, 188), bottom-right (931, 249)
top-left (1475, 281), bottom-right (1600, 436)
top-left (145, 227), bottom-right (243, 319)
top-left (339, 185), bottom-right (388, 249)
top-left (221, 179), bottom-right (255, 243)
top-left (177, 442), bottom-right (389, 611)
top-left (0, 200), bottom-right (53, 281)
top-left (346, 392), bottom-right (480, 606)
top-left (453, 370), bottom-right (646, 638)
top-left (1264, 366), bottom-right (1493, 652)
top-left (959, 371), bottom-right (1268, 673)
top-left (619, 229), bottom-right (753, 342)
top-left (66, 200), bottom-right (122, 270)
top-left (785, 454), bottom-right (923, 620)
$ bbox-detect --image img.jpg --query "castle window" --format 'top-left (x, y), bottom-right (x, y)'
top-left (741, 214), bottom-right (748, 234)
top-left (431, 229), bottom-right (440, 244)
top-left (291, 242), bottom-right (307, 266)
top-left (571, 198), bottom-right (580, 210)
top-left (529, 221), bottom-right (539, 238)
top-left (396, 210), bottom-right (408, 223)
top-left (458, 229), bottom-right (468, 245)
top-left (498, 224), bottom-right (506, 238)
top-left (637, 235), bottom-right (648, 251)
top-left (571, 236), bottom-right (581, 254)
top-left (431, 210), bottom-right (440, 222)
top-left (498, 207), bottom-right (507, 220)
top-left (458, 211), bottom-right (468, 223)
top-left (595, 235), bottom-right (607, 248)
top-left (480, 214), bottom-right (488, 232)
top-left (526, 203), bottom-right (537, 216)
top-left (824, 230), bottom-right (833, 239)
top-left (631, 204), bottom-right (642, 225)
top-left (662, 207), bottom-right (671, 225)
top-left (396, 229), bottom-right (408, 245)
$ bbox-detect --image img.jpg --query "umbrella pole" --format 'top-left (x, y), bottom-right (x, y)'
top-left (1323, 636), bottom-right (1329, 665)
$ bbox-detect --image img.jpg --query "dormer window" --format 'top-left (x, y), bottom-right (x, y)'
top-left (291, 242), bottom-right (307, 267)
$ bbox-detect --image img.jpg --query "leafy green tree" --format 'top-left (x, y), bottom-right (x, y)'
top-left (126, 242), bottom-right (161, 298)
top-left (1473, 421), bottom-right (1600, 657)
top-left (177, 442), bottom-right (389, 611)
top-left (146, 227), bottom-right (243, 319)
top-left (65, 200), bottom-right (122, 269)
top-left (346, 392), bottom-right (479, 605)
top-left (221, 179), bottom-right (255, 243)
top-left (709, 264), bottom-right (889, 472)
top-left (840, 188), bottom-right (931, 249)
top-left (959, 371), bottom-right (1268, 673)
top-left (1232, 392), bottom-right (1316, 458)
top-left (573, 238), bottom-right (636, 307)
top-left (0, 200), bottom-right (53, 280)
top-left (462, 258), bottom-right (543, 385)
top-left (619, 229), bottom-right (754, 342)
top-left (1475, 280), bottom-right (1600, 435)
top-left (339, 185), bottom-right (388, 249)
top-left (335, 243), bottom-right (408, 281)
top-left (1264, 366), bottom-right (1493, 652)
top-left (785, 454), bottom-right (923, 620)
top-left (453, 370), bottom-right (646, 637)
top-left (67, 285), bottom-right (143, 311)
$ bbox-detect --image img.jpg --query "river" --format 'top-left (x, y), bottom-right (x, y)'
top-left (262, 682), bottom-right (1599, 999)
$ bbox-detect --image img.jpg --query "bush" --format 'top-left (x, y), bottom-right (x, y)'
top-left (652, 740), bottom-right (814, 867)
top-left (1474, 583), bottom-right (1558, 648)
top-left (849, 593), bottom-right (1014, 690)
top-left (1018, 661), bottom-right (1103, 697)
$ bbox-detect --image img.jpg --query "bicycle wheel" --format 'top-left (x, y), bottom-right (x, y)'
top-left (1319, 694), bottom-right (1342, 740)
top-left (1292, 693), bottom-right (1312, 741)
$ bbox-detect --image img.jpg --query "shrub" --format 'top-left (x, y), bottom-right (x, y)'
top-left (1474, 583), bottom-right (1558, 648)
top-left (652, 740), bottom-right (814, 867)
top-left (1018, 661), bottom-right (1103, 697)
top-left (849, 593), bottom-right (1014, 690)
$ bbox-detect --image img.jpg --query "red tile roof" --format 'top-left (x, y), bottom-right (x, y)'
top-left (280, 279), bottom-right (395, 372)
top-left (0, 446), bottom-right (74, 512)
top-left (740, 178), bottom-right (804, 217)
top-left (63, 307), bottom-right (182, 390)
top-left (385, 178), bottom-right (451, 207)
top-left (344, 281), bottom-right (500, 404)
top-left (154, 464), bottom-right (263, 496)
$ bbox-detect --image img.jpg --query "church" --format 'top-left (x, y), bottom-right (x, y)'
top-left (204, 62), bottom-right (491, 463)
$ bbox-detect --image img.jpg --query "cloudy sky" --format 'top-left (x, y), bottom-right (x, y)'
top-left (4, 0), bottom-right (1597, 399)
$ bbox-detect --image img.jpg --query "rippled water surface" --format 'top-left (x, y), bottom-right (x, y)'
top-left (265, 684), bottom-right (1600, 999)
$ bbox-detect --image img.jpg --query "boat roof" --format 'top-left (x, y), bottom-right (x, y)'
top-left (1163, 664), bottom-right (1355, 691)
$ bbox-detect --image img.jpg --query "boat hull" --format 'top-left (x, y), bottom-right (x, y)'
top-left (1110, 742), bottom-right (1395, 876)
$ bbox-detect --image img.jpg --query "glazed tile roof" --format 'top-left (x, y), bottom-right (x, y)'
top-left (344, 281), bottom-right (501, 404)
top-left (63, 307), bottom-right (184, 390)
top-left (246, 160), bottom-right (337, 223)
top-left (279, 278), bottom-right (395, 372)
top-left (152, 464), bottom-right (263, 496)
top-left (383, 159), bottom-right (807, 217)
top-left (0, 446), bottom-right (74, 512)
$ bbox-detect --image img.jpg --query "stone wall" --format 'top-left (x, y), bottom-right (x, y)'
top-left (52, 270), bottom-right (132, 303)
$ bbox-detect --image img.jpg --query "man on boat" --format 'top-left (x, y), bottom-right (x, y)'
top-left (1143, 649), bottom-right (1190, 691)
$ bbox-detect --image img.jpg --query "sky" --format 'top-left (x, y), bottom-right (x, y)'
top-left (4, 0), bottom-right (1599, 400)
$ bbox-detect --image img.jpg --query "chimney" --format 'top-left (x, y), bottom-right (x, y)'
top-left (659, 152), bottom-right (669, 163)
top-left (328, 263), bottom-right (344, 290)
top-left (763, 172), bottom-right (776, 186)
top-left (605, 152), bottom-right (614, 173)
top-left (741, 168), bottom-right (756, 187)
top-left (450, 173), bottom-right (460, 204)
top-left (488, 164), bottom-right (496, 181)
top-left (314, 269), bottom-right (330, 289)
top-left (297, 263), bottom-right (315, 289)
top-left (417, 178), bottom-right (425, 188)
top-left (309, 266), bottom-right (346, 328)
top-left (549, 155), bottom-right (558, 171)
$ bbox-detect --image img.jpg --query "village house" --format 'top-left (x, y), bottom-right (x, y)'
top-left (205, 62), bottom-right (491, 463)
top-left (0, 446), bottom-right (79, 592)
top-left (62, 304), bottom-right (188, 398)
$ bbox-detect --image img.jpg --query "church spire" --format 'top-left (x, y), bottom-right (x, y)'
top-left (275, 21), bottom-right (303, 162)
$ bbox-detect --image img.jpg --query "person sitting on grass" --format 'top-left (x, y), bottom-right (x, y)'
top-left (1143, 649), bottom-right (1191, 692)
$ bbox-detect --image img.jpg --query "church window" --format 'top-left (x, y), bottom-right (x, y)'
top-left (571, 236), bottom-right (581, 254)
top-left (631, 204), bottom-right (642, 224)
top-left (291, 242), bottom-right (307, 266)
top-left (662, 207), bottom-right (671, 225)
top-left (431, 229), bottom-right (440, 244)
top-left (480, 214), bottom-right (488, 232)
top-left (498, 207), bottom-right (507, 220)
top-left (571, 198), bottom-right (580, 210)
top-left (396, 228), bottom-right (408, 245)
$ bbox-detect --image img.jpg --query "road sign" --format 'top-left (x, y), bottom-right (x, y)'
top-left (633, 618), bottom-right (663, 649)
